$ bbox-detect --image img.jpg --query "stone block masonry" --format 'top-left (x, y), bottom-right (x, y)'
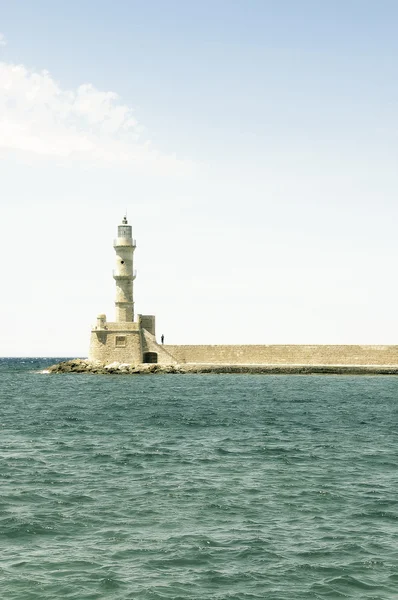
top-left (89, 326), bottom-right (142, 364)
top-left (162, 345), bottom-right (398, 366)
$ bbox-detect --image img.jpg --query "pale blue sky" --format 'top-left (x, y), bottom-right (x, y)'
top-left (1, 1), bottom-right (398, 355)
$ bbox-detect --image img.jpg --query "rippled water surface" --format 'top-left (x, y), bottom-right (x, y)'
top-left (1, 358), bottom-right (398, 599)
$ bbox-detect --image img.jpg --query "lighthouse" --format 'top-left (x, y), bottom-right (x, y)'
top-left (89, 216), bottom-right (158, 365)
top-left (113, 216), bottom-right (136, 322)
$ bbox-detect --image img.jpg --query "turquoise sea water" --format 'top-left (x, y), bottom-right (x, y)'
top-left (1, 358), bottom-right (398, 599)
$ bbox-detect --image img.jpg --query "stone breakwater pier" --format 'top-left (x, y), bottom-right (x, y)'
top-left (50, 217), bottom-right (398, 375)
top-left (48, 359), bottom-right (398, 376)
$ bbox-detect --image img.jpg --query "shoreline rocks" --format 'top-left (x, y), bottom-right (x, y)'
top-left (46, 359), bottom-right (398, 376)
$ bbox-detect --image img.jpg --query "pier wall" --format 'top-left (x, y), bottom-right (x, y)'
top-left (162, 345), bottom-right (398, 366)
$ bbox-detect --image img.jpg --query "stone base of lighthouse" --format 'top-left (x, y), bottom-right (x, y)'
top-left (88, 314), bottom-right (177, 366)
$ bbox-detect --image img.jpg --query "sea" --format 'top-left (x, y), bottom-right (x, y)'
top-left (1, 357), bottom-right (398, 599)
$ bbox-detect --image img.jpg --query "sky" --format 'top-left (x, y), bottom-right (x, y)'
top-left (1, 0), bottom-right (398, 356)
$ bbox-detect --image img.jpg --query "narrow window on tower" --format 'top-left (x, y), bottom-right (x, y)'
top-left (115, 336), bottom-right (127, 347)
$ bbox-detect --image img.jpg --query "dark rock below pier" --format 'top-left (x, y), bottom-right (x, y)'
top-left (46, 359), bottom-right (398, 375)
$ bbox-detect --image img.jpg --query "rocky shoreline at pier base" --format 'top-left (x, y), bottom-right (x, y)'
top-left (47, 359), bottom-right (398, 375)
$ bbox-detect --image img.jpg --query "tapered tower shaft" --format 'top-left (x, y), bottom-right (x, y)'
top-left (113, 216), bottom-right (136, 322)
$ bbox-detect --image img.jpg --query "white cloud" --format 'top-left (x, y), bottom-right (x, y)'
top-left (0, 34), bottom-right (6, 46)
top-left (0, 61), bottom-right (193, 175)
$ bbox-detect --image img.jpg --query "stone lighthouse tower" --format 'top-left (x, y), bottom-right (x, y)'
top-left (113, 216), bottom-right (136, 322)
top-left (89, 215), bottom-right (158, 365)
